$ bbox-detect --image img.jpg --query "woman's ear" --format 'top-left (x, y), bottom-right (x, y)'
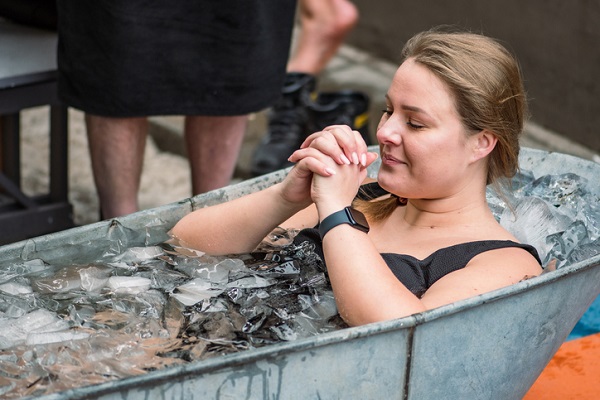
top-left (471, 129), bottom-right (498, 162)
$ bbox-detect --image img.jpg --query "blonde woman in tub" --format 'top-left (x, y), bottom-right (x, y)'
top-left (172, 28), bottom-right (543, 327)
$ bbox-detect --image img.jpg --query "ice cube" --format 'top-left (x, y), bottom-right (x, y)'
top-left (0, 281), bottom-right (33, 295)
top-left (500, 196), bottom-right (572, 262)
top-left (567, 238), bottom-right (600, 265)
top-left (79, 265), bottom-right (112, 292)
top-left (26, 330), bottom-right (90, 345)
top-left (114, 246), bottom-right (164, 263)
top-left (30, 265), bottom-right (84, 293)
top-left (0, 309), bottom-right (64, 349)
top-left (108, 276), bottom-right (151, 294)
top-left (171, 278), bottom-right (225, 306)
top-left (227, 275), bottom-right (273, 289)
top-left (577, 193), bottom-right (600, 241)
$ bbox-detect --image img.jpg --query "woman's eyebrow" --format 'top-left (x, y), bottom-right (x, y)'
top-left (401, 105), bottom-right (433, 119)
top-left (384, 94), bottom-right (433, 119)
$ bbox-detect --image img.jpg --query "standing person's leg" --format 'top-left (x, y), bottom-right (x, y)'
top-left (287, 0), bottom-right (359, 75)
top-left (184, 115), bottom-right (248, 195)
top-left (85, 114), bottom-right (147, 219)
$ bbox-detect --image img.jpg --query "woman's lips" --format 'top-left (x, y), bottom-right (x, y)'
top-left (382, 153), bottom-right (406, 165)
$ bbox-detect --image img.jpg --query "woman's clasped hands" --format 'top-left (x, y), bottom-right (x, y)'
top-left (285, 125), bottom-right (378, 214)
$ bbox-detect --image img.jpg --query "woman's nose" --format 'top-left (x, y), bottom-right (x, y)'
top-left (376, 116), bottom-right (401, 144)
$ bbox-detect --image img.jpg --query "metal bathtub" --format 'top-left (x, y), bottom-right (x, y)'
top-left (2, 147), bottom-right (599, 400)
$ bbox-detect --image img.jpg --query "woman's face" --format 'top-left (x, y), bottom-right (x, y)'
top-left (376, 58), bottom-right (477, 200)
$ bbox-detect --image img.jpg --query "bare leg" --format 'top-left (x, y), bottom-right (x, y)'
top-left (184, 115), bottom-right (248, 195)
top-left (85, 114), bottom-right (147, 219)
top-left (287, 0), bottom-right (359, 75)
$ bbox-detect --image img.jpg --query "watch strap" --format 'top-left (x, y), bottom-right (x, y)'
top-left (319, 207), bottom-right (369, 238)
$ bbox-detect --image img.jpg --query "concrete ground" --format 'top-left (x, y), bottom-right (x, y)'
top-left (20, 43), bottom-right (600, 227)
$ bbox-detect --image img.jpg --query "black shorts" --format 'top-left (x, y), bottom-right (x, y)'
top-left (56, 1), bottom-right (297, 117)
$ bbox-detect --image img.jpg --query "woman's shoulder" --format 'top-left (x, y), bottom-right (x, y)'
top-left (463, 240), bottom-right (543, 272)
top-left (420, 240), bottom-right (543, 310)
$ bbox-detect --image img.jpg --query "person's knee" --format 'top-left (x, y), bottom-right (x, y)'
top-left (300, 0), bottom-right (358, 40)
top-left (318, 0), bottom-right (359, 42)
top-left (331, 0), bottom-right (359, 36)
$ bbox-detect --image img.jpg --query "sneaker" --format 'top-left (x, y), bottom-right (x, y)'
top-left (308, 90), bottom-right (371, 144)
top-left (250, 72), bottom-right (317, 177)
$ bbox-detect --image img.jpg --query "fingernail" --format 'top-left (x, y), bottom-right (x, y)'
top-left (352, 152), bottom-right (359, 165)
top-left (361, 153), bottom-right (367, 166)
top-left (325, 168), bottom-right (336, 176)
top-left (340, 154), bottom-right (351, 164)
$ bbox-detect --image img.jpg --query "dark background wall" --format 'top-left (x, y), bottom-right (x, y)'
top-left (346, 0), bottom-right (600, 152)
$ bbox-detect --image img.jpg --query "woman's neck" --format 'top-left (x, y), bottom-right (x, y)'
top-left (400, 192), bottom-right (492, 230)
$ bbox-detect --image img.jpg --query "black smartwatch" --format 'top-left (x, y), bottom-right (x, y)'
top-left (319, 207), bottom-right (370, 238)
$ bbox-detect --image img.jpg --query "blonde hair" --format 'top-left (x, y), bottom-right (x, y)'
top-left (356, 28), bottom-right (528, 221)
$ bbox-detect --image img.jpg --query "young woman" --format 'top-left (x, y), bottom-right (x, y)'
top-left (172, 29), bottom-right (543, 327)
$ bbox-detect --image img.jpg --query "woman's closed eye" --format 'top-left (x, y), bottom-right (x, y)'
top-left (381, 109), bottom-right (425, 130)
top-left (406, 118), bottom-right (425, 130)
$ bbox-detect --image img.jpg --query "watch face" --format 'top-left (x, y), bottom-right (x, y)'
top-left (347, 207), bottom-right (369, 231)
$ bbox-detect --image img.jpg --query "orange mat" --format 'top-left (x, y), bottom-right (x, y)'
top-left (524, 332), bottom-right (600, 399)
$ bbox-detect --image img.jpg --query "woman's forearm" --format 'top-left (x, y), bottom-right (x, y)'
top-left (322, 226), bottom-right (426, 326)
top-left (171, 184), bottom-right (310, 255)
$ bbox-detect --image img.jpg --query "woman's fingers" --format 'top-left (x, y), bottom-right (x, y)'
top-left (290, 147), bottom-right (379, 177)
top-left (304, 134), bottom-right (352, 165)
top-left (289, 147), bottom-right (338, 177)
top-left (364, 151), bottom-right (379, 167)
top-left (351, 128), bottom-right (370, 166)
top-left (300, 125), bottom-right (369, 166)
